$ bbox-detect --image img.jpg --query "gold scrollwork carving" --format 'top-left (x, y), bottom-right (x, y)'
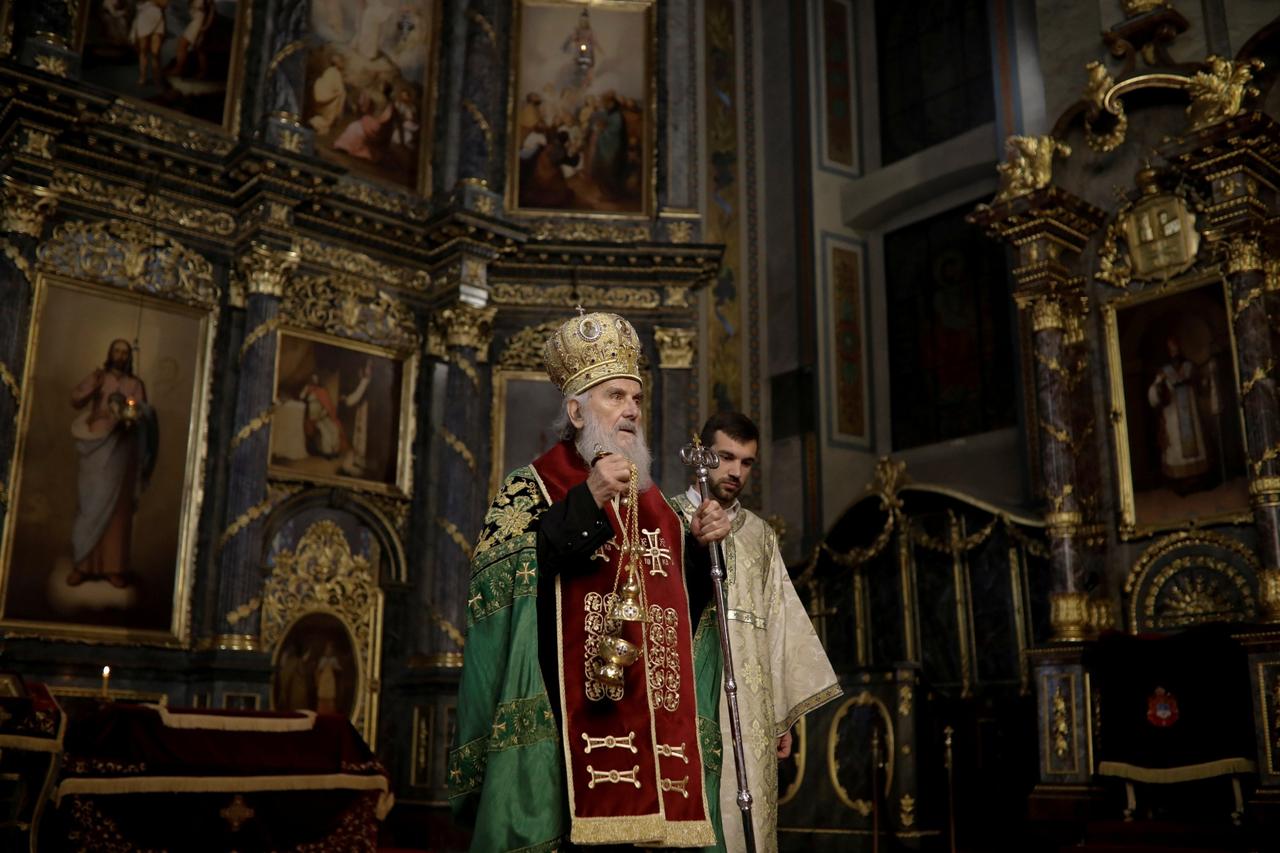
top-left (664, 285), bottom-right (690, 307)
top-left (331, 181), bottom-right (426, 222)
top-left (1052, 685), bottom-right (1070, 759)
top-left (653, 326), bottom-right (696, 369)
top-left (297, 237), bottom-right (430, 291)
top-left (1187, 56), bottom-right (1263, 130)
top-left (224, 596), bottom-right (261, 627)
top-left (439, 425), bottom-right (478, 472)
top-left (455, 353), bottom-right (481, 388)
top-left (238, 242), bottom-right (299, 297)
top-left (216, 495), bottom-right (279, 554)
top-left (993, 135), bottom-right (1070, 203)
top-left (491, 282), bottom-right (662, 310)
top-left (0, 361), bottom-right (20, 407)
top-left (1241, 361), bottom-right (1273, 400)
top-left (1224, 236), bottom-right (1263, 274)
top-left (667, 221), bottom-right (694, 244)
top-left (461, 99), bottom-right (494, 155)
top-left (280, 274), bottom-right (420, 351)
top-left (34, 53), bottom-right (70, 77)
top-left (1030, 297), bottom-right (1065, 332)
top-left (498, 321), bottom-right (561, 370)
top-left (1082, 62), bottom-right (1129, 153)
top-left (50, 169), bottom-right (236, 237)
top-left (900, 794), bottom-right (916, 828)
top-left (1125, 531), bottom-right (1260, 630)
top-left (37, 219), bottom-right (219, 308)
top-left (1, 177), bottom-right (58, 238)
top-left (525, 219), bottom-right (651, 243)
top-left (260, 519), bottom-right (383, 739)
top-left (239, 317), bottom-right (281, 364)
top-left (228, 404), bottom-right (276, 453)
top-left (898, 685), bottom-right (912, 718)
top-left (2, 241), bottom-right (32, 281)
top-left (102, 102), bottom-right (235, 155)
top-left (20, 128), bottom-right (55, 159)
top-left (467, 9), bottom-right (497, 47)
top-left (436, 516), bottom-right (474, 559)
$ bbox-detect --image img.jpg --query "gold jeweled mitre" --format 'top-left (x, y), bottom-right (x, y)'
top-left (543, 311), bottom-right (643, 396)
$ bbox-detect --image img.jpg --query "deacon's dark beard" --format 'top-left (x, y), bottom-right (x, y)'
top-left (575, 411), bottom-right (653, 492)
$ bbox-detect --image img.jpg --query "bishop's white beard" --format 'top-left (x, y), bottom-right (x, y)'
top-left (576, 411), bottom-right (653, 492)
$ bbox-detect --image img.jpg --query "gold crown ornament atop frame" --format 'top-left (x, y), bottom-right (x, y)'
top-left (543, 309), bottom-right (643, 396)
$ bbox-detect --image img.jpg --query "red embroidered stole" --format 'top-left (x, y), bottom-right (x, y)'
top-left (531, 441), bottom-right (713, 846)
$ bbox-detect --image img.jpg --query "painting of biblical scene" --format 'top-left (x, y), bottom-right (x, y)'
top-left (1, 278), bottom-right (212, 639)
top-left (273, 612), bottom-right (359, 719)
top-left (270, 331), bottom-right (410, 494)
top-left (77, 0), bottom-right (245, 128)
top-left (510, 0), bottom-right (652, 215)
top-left (1107, 278), bottom-right (1248, 534)
top-left (302, 0), bottom-right (438, 192)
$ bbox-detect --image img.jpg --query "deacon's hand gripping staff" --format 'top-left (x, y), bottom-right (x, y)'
top-left (680, 436), bottom-right (757, 853)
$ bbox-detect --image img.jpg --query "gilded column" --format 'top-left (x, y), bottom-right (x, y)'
top-left (212, 243), bottom-right (298, 649)
top-left (1163, 113), bottom-right (1280, 617)
top-left (418, 302), bottom-right (496, 667)
top-left (968, 138), bottom-right (1106, 642)
top-left (654, 326), bottom-right (697, 492)
top-left (0, 178), bottom-right (56, 525)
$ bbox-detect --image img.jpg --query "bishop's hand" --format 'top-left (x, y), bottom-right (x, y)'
top-left (587, 453), bottom-right (632, 508)
top-left (691, 498), bottom-right (730, 545)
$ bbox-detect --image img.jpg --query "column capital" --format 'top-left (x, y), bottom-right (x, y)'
top-left (0, 176), bottom-right (57, 239)
top-left (430, 303), bottom-right (498, 361)
top-left (653, 326), bottom-right (696, 369)
top-left (237, 242), bottom-right (299, 298)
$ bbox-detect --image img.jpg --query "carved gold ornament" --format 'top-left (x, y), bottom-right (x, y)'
top-left (102, 102), bottom-right (235, 155)
top-left (1125, 531), bottom-right (1259, 632)
top-left (37, 219), bottom-right (218, 308)
top-left (51, 169), bottom-right (236, 237)
top-left (434, 304), bottom-right (497, 356)
top-left (1187, 57), bottom-right (1264, 130)
top-left (993, 135), bottom-right (1071, 203)
top-left (281, 274), bottom-right (419, 351)
top-left (526, 219), bottom-right (651, 243)
top-left (653, 326), bottom-right (696, 369)
top-left (0, 177), bottom-right (57, 238)
top-left (298, 237), bottom-right (430, 291)
top-left (260, 519), bottom-right (383, 738)
top-left (491, 282), bottom-right (662, 311)
top-left (1118, 194), bottom-right (1199, 281)
top-left (237, 242), bottom-right (299, 298)
top-left (498, 321), bottom-right (563, 370)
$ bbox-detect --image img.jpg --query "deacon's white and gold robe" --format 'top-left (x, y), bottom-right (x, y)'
top-left (675, 489), bottom-right (842, 853)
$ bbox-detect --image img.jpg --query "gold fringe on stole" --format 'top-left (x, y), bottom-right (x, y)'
top-left (142, 704), bottom-right (317, 732)
top-left (1097, 758), bottom-right (1256, 784)
top-left (54, 772), bottom-right (389, 806)
top-left (777, 683), bottom-right (843, 737)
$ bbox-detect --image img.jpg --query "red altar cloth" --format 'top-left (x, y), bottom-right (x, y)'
top-left (48, 703), bottom-right (391, 852)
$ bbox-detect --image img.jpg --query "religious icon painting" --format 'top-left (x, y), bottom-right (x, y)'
top-left (508, 0), bottom-right (655, 216)
top-left (1102, 275), bottom-right (1250, 537)
top-left (272, 611), bottom-right (360, 720)
top-left (821, 233), bottom-right (870, 448)
top-left (0, 276), bottom-right (215, 643)
top-left (302, 0), bottom-right (441, 193)
top-left (75, 0), bottom-right (248, 130)
top-left (814, 0), bottom-right (860, 176)
top-left (269, 330), bottom-right (416, 496)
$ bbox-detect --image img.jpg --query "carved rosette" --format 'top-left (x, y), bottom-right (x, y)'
top-left (237, 242), bottom-right (299, 298)
top-left (654, 326), bottom-right (696, 369)
top-left (1, 177), bottom-right (57, 239)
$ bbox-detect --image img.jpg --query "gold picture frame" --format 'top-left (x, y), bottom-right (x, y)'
top-left (301, 0), bottom-right (443, 195)
top-left (0, 274), bottom-right (216, 645)
top-left (505, 0), bottom-right (657, 218)
top-left (74, 0), bottom-right (251, 137)
top-left (1102, 273), bottom-right (1251, 538)
top-left (269, 328), bottom-right (418, 498)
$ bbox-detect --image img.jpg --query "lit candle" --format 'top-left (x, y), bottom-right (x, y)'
top-left (101, 665), bottom-right (110, 699)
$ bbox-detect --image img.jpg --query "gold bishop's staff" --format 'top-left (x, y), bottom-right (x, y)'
top-left (680, 436), bottom-right (757, 853)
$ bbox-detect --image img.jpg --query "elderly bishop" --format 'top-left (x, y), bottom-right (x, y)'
top-left (450, 312), bottom-right (732, 851)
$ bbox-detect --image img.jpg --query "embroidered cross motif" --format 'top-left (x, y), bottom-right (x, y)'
top-left (220, 795), bottom-right (255, 832)
top-left (590, 539), bottom-right (617, 562)
top-left (449, 766), bottom-right (462, 782)
top-left (640, 528), bottom-right (673, 576)
top-left (581, 731), bottom-right (639, 754)
top-left (586, 764), bottom-right (642, 789)
top-left (467, 593), bottom-right (482, 609)
top-left (660, 776), bottom-right (690, 798)
top-left (516, 562), bottom-right (536, 585)
top-left (491, 721), bottom-right (508, 738)
top-left (656, 742), bottom-right (689, 764)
